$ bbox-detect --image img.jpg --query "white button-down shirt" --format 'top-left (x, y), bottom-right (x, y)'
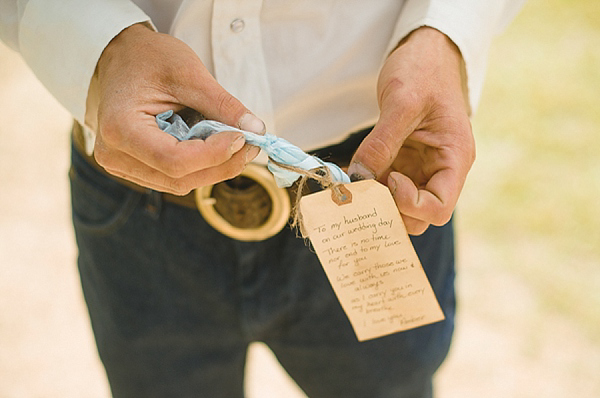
top-left (1, 0), bottom-right (523, 150)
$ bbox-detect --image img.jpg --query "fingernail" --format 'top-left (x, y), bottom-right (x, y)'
top-left (245, 145), bottom-right (260, 163)
top-left (388, 174), bottom-right (397, 196)
top-left (347, 162), bottom-right (376, 182)
top-left (230, 134), bottom-right (246, 154)
top-left (350, 173), bottom-right (364, 182)
top-left (239, 113), bottom-right (266, 134)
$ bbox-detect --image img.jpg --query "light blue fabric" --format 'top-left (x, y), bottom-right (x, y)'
top-left (156, 111), bottom-right (350, 187)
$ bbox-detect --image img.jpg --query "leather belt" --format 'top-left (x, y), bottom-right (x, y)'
top-left (72, 122), bottom-right (369, 241)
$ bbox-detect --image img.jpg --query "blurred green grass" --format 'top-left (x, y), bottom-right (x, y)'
top-left (460, 0), bottom-right (600, 340)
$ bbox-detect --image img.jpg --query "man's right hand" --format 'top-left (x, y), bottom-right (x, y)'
top-left (92, 23), bottom-right (265, 195)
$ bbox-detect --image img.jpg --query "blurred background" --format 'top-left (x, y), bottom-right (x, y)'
top-left (1, 0), bottom-right (599, 396)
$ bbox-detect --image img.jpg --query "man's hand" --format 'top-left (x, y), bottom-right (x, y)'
top-left (348, 27), bottom-right (475, 235)
top-left (92, 24), bottom-right (265, 195)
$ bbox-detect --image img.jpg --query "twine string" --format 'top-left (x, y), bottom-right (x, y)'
top-left (269, 160), bottom-right (344, 233)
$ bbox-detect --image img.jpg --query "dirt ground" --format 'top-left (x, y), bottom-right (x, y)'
top-left (1, 29), bottom-right (599, 398)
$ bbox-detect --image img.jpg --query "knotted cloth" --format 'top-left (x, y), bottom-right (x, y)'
top-left (156, 110), bottom-right (350, 188)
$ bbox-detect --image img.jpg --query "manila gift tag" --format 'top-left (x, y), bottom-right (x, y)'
top-left (299, 180), bottom-right (445, 341)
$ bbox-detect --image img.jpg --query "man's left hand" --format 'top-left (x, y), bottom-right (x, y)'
top-left (348, 27), bottom-right (475, 235)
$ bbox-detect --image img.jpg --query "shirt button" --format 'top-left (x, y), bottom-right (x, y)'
top-left (230, 18), bottom-right (245, 33)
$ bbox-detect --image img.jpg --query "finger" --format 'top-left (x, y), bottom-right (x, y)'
top-left (99, 141), bottom-right (250, 195)
top-left (171, 62), bottom-right (266, 134)
top-left (388, 167), bottom-right (461, 227)
top-left (400, 214), bottom-right (430, 236)
top-left (347, 97), bottom-right (423, 181)
top-left (97, 115), bottom-right (248, 178)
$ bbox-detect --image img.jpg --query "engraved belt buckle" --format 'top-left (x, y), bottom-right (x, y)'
top-left (195, 163), bottom-right (291, 241)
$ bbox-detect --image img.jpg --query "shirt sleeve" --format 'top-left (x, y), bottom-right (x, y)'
top-left (0, 0), bottom-right (152, 125)
top-left (0, 0), bottom-right (23, 51)
top-left (387, 0), bottom-right (526, 113)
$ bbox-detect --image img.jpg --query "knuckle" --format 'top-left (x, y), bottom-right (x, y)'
top-left (404, 218), bottom-right (429, 236)
top-left (361, 135), bottom-right (394, 166)
top-left (93, 145), bottom-right (111, 168)
top-left (97, 124), bottom-right (122, 148)
top-left (467, 134), bottom-right (476, 165)
top-left (455, 118), bottom-right (476, 166)
top-left (431, 208), bottom-right (453, 226)
top-left (166, 178), bottom-right (192, 196)
top-left (382, 77), bottom-right (422, 112)
top-left (467, 147), bottom-right (476, 169)
top-left (163, 163), bottom-right (186, 179)
top-left (413, 225), bottom-right (429, 236)
top-left (216, 91), bottom-right (242, 119)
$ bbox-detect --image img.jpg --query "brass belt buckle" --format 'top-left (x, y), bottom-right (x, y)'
top-left (194, 163), bottom-right (291, 241)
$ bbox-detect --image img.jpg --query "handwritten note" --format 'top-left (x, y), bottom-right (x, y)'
top-left (299, 180), bottom-right (444, 341)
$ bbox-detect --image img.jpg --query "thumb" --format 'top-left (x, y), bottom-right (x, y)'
top-left (347, 105), bottom-right (420, 181)
top-left (178, 70), bottom-right (265, 134)
top-left (204, 85), bottom-right (266, 134)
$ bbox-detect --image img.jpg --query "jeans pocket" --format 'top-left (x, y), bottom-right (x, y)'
top-left (69, 148), bottom-right (142, 236)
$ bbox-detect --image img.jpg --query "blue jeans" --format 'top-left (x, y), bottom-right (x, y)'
top-left (69, 144), bottom-right (456, 398)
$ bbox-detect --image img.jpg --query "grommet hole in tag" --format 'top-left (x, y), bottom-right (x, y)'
top-left (331, 184), bottom-right (352, 205)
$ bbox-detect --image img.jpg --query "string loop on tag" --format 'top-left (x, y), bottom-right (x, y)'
top-left (269, 160), bottom-right (350, 233)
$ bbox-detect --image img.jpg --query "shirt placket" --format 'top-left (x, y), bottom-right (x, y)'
top-left (211, 0), bottom-right (275, 132)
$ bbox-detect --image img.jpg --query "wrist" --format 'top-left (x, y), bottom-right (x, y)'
top-left (397, 27), bottom-right (458, 53)
top-left (97, 23), bottom-right (153, 80)
top-left (394, 27), bottom-right (470, 114)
